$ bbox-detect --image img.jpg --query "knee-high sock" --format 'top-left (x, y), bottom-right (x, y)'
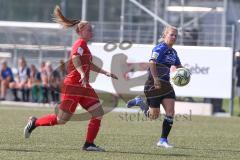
top-left (25, 89), bottom-right (30, 102)
top-left (51, 90), bottom-right (55, 102)
top-left (21, 88), bottom-right (25, 101)
top-left (86, 118), bottom-right (101, 143)
top-left (35, 114), bottom-right (58, 127)
top-left (41, 86), bottom-right (49, 103)
top-left (55, 92), bottom-right (60, 102)
top-left (32, 85), bottom-right (39, 102)
top-left (11, 88), bottom-right (18, 99)
top-left (161, 116), bottom-right (173, 139)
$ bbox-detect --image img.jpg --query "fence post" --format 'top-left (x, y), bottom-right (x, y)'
top-left (230, 24), bottom-right (236, 116)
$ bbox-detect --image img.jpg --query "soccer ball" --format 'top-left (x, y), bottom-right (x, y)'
top-left (172, 68), bottom-right (191, 87)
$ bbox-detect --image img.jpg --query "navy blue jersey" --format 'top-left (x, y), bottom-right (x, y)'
top-left (148, 42), bottom-right (181, 81)
top-left (1, 67), bottom-right (14, 82)
top-left (33, 72), bottom-right (41, 81)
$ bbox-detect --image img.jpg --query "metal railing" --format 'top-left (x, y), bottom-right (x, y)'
top-left (0, 21), bottom-right (235, 69)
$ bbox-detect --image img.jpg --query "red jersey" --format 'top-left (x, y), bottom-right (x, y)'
top-left (64, 39), bottom-right (92, 84)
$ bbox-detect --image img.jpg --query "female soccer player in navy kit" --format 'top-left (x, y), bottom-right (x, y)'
top-left (127, 26), bottom-right (183, 148)
top-left (24, 6), bottom-right (118, 152)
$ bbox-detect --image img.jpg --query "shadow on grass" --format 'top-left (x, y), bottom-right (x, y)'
top-left (105, 150), bottom-right (191, 157)
top-left (63, 147), bottom-right (190, 157)
top-left (104, 149), bottom-right (219, 159)
top-left (63, 146), bottom-right (216, 158)
top-left (175, 146), bottom-right (240, 153)
top-left (0, 147), bottom-right (191, 158)
top-left (0, 148), bottom-right (43, 153)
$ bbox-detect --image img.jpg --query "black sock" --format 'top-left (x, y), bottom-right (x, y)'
top-left (51, 90), bottom-right (55, 102)
top-left (161, 116), bottom-right (173, 139)
top-left (21, 88), bottom-right (26, 101)
top-left (12, 89), bottom-right (18, 99)
top-left (42, 86), bottom-right (49, 103)
top-left (55, 92), bottom-right (60, 102)
top-left (25, 89), bottom-right (30, 102)
top-left (55, 87), bottom-right (60, 102)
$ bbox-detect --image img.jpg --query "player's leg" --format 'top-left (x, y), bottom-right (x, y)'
top-left (0, 80), bottom-right (9, 100)
top-left (24, 96), bottom-right (78, 138)
top-left (80, 87), bottom-right (105, 152)
top-left (126, 82), bottom-right (155, 116)
top-left (9, 82), bottom-right (20, 101)
top-left (127, 81), bottom-right (161, 119)
top-left (83, 102), bottom-right (105, 152)
top-left (126, 96), bottom-right (149, 116)
top-left (40, 84), bottom-right (49, 103)
top-left (148, 107), bottom-right (160, 119)
top-left (25, 84), bottom-right (30, 102)
top-left (24, 108), bottom-right (73, 138)
top-left (19, 82), bottom-right (27, 102)
top-left (22, 83), bottom-right (30, 102)
top-left (31, 84), bottom-right (39, 102)
top-left (157, 97), bottom-right (175, 148)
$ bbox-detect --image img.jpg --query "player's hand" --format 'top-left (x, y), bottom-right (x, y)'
top-left (105, 72), bottom-right (118, 80)
top-left (153, 78), bottom-right (161, 89)
top-left (79, 73), bottom-right (87, 87)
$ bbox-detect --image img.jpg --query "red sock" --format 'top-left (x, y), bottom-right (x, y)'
top-left (86, 118), bottom-right (101, 143)
top-left (35, 114), bottom-right (58, 127)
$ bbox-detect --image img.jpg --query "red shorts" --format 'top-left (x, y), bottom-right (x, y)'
top-left (59, 83), bottom-right (100, 113)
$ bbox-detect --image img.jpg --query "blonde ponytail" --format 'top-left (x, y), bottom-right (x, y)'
top-left (53, 5), bottom-right (80, 29)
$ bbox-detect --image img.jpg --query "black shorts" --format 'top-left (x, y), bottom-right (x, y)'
top-left (144, 79), bottom-right (175, 108)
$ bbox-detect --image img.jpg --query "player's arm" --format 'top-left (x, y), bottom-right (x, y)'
top-left (90, 62), bottom-right (107, 75)
top-left (90, 62), bottom-right (118, 79)
top-left (72, 54), bottom-right (87, 87)
top-left (149, 60), bottom-right (161, 89)
top-left (149, 47), bottom-right (164, 89)
top-left (175, 53), bottom-right (183, 68)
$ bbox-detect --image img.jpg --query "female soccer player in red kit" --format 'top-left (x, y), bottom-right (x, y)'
top-left (24, 6), bottom-right (118, 152)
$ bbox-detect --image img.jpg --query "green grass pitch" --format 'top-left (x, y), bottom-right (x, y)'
top-left (0, 106), bottom-right (240, 160)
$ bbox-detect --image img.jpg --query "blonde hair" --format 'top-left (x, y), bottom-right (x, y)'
top-left (159, 25), bottom-right (178, 43)
top-left (19, 56), bottom-right (27, 65)
top-left (1, 59), bottom-right (7, 64)
top-left (53, 5), bottom-right (89, 33)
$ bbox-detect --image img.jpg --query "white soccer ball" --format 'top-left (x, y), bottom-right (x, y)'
top-left (172, 68), bottom-right (191, 87)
